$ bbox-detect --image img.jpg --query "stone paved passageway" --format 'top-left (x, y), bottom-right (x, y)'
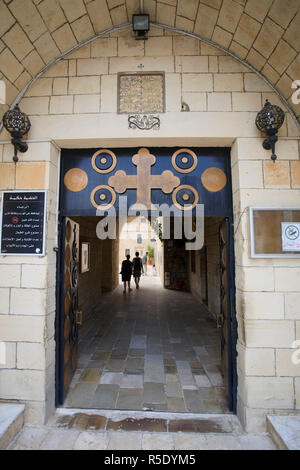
top-left (64, 276), bottom-right (227, 413)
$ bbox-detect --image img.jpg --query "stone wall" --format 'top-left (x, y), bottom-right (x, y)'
top-left (0, 141), bottom-right (59, 424)
top-left (0, 27), bottom-right (299, 430)
top-left (101, 238), bottom-right (119, 293)
top-left (232, 138), bottom-right (300, 431)
top-left (72, 217), bottom-right (103, 325)
top-left (189, 217), bottom-right (222, 319)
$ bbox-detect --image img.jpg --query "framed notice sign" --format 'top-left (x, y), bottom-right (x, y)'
top-left (0, 191), bottom-right (46, 256)
top-left (249, 207), bottom-right (300, 258)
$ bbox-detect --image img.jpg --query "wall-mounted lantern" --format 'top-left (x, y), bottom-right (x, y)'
top-left (2, 104), bottom-right (31, 163)
top-left (132, 14), bottom-right (149, 40)
top-left (255, 99), bottom-right (285, 162)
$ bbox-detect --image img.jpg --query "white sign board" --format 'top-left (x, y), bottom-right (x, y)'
top-left (281, 222), bottom-right (300, 251)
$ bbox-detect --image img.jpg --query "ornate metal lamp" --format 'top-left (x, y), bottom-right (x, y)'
top-left (255, 99), bottom-right (285, 162)
top-left (2, 104), bottom-right (31, 163)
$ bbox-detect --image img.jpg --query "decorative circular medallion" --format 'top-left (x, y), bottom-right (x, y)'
top-left (201, 167), bottom-right (227, 192)
top-left (64, 168), bottom-right (88, 192)
top-left (71, 263), bottom-right (78, 288)
top-left (172, 184), bottom-right (199, 210)
top-left (171, 148), bottom-right (198, 174)
top-left (90, 184), bottom-right (117, 210)
top-left (91, 149), bottom-right (117, 174)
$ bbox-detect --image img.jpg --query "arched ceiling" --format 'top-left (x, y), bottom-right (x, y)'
top-left (0, 0), bottom-right (299, 121)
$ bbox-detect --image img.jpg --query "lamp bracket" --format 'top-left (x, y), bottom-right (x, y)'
top-left (11, 138), bottom-right (28, 163)
top-left (262, 134), bottom-right (278, 162)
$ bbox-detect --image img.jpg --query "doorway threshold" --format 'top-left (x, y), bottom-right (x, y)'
top-left (51, 407), bottom-right (239, 434)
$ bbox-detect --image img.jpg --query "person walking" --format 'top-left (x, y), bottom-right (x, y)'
top-left (133, 251), bottom-right (143, 289)
top-left (120, 254), bottom-right (133, 294)
top-left (142, 251), bottom-right (148, 275)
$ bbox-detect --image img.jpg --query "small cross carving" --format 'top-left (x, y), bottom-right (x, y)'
top-left (108, 148), bottom-right (180, 209)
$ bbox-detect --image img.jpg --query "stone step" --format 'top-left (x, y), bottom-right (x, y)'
top-left (51, 408), bottom-right (242, 434)
top-left (0, 403), bottom-right (25, 450)
top-left (267, 415), bottom-right (300, 450)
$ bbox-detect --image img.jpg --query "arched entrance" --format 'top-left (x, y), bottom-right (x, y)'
top-left (56, 145), bottom-right (237, 414)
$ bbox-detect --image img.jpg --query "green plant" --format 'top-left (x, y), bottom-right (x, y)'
top-left (147, 245), bottom-right (154, 259)
top-left (151, 219), bottom-right (163, 242)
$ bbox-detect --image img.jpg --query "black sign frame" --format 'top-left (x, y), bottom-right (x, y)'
top-left (0, 190), bottom-right (47, 256)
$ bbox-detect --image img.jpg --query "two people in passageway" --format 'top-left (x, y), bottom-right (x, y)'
top-left (120, 251), bottom-right (143, 294)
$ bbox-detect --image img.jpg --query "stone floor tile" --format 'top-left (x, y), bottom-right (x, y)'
top-left (120, 374), bottom-right (143, 389)
top-left (108, 431), bottom-right (142, 450)
top-left (64, 383), bottom-right (97, 408)
top-left (39, 429), bottom-right (80, 450)
top-left (166, 373), bottom-right (179, 383)
top-left (176, 361), bottom-right (197, 389)
top-left (9, 426), bottom-right (49, 450)
top-left (239, 434), bottom-right (278, 450)
top-left (87, 360), bottom-right (106, 369)
top-left (91, 351), bottom-right (111, 361)
top-left (79, 368), bottom-right (102, 383)
top-left (68, 413), bottom-right (106, 430)
top-left (107, 418), bottom-right (167, 432)
top-left (164, 365), bottom-right (177, 374)
top-left (173, 433), bottom-right (207, 450)
top-left (144, 355), bottom-right (165, 383)
top-left (165, 381), bottom-right (183, 398)
top-left (142, 433), bottom-right (175, 450)
top-left (116, 388), bottom-right (143, 410)
top-left (92, 384), bottom-right (119, 409)
top-left (143, 382), bottom-right (167, 404)
top-left (201, 400), bottom-right (224, 413)
top-left (130, 335), bottom-right (147, 349)
top-left (73, 431), bottom-right (109, 450)
top-left (143, 403), bottom-right (169, 411)
top-left (205, 435), bottom-right (243, 450)
top-left (167, 397), bottom-right (186, 412)
top-left (124, 357), bottom-right (144, 374)
top-left (100, 372), bottom-right (123, 385)
top-left (168, 418), bottom-right (232, 433)
top-left (147, 344), bottom-right (163, 354)
top-left (194, 373), bottom-right (212, 388)
top-left (129, 348), bottom-right (145, 357)
top-left (193, 346), bottom-right (209, 357)
top-left (183, 389), bottom-right (204, 413)
top-left (105, 359), bottom-right (125, 372)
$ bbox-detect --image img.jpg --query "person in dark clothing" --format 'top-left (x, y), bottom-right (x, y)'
top-left (120, 254), bottom-right (133, 294)
top-left (133, 251), bottom-right (143, 289)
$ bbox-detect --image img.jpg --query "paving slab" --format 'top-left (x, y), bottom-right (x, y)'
top-left (0, 404), bottom-right (25, 450)
top-left (267, 415), bottom-right (300, 450)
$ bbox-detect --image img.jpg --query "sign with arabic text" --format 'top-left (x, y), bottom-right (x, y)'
top-left (0, 191), bottom-right (46, 255)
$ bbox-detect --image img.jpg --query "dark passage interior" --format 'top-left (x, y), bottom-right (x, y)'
top-left (61, 216), bottom-right (229, 413)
